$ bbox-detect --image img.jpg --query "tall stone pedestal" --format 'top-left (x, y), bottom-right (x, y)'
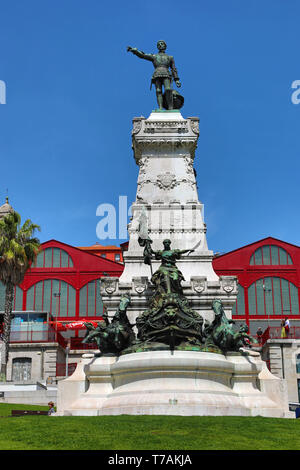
top-left (101, 111), bottom-right (237, 325)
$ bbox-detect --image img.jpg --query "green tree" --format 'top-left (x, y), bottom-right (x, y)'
top-left (0, 211), bottom-right (40, 379)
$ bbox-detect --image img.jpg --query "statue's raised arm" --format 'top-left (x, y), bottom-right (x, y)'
top-left (127, 40), bottom-right (184, 111)
top-left (127, 46), bottom-right (154, 62)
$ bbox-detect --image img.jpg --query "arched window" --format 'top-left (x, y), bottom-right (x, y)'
top-left (35, 247), bottom-right (73, 268)
top-left (248, 277), bottom-right (299, 316)
top-left (79, 279), bottom-right (103, 317)
top-left (26, 279), bottom-right (76, 317)
top-left (12, 357), bottom-right (32, 381)
top-left (232, 284), bottom-right (246, 316)
top-left (250, 245), bottom-right (293, 266)
top-left (0, 282), bottom-right (23, 311)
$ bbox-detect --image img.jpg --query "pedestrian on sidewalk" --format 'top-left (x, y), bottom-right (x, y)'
top-left (280, 319), bottom-right (287, 338)
top-left (256, 327), bottom-right (263, 344)
top-left (284, 317), bottom-right (290, 338)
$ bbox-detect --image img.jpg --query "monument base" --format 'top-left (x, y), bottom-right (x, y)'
top-left (57, 351), bottom-right (293, 418)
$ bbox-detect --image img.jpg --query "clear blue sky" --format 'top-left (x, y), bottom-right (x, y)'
top-left (0, 0), bottom-right (299, 254)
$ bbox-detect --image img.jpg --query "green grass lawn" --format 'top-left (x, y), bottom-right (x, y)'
top-left (0, 403), bottom-right (299, 450)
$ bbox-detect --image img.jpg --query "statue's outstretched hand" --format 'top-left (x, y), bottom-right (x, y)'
top-left (127, 46), bottom-right (132, 52)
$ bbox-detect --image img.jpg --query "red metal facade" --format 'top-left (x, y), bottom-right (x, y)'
top-left (212, 237), bottom-right (300, 326)
top-left (19, 239), bottom-right (123, 322)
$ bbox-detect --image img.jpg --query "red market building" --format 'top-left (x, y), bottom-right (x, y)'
top-left (14, 239), bottom-right (123, 331)
top-left (212, 237), bottom-right (300, 336)
top-left (0, 239), bottom-right (124, 381)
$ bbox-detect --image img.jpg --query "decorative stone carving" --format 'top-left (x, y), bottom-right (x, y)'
top-left (184, 156), bottom-right (194, 175)
top-left (132, 118), bottom-right (143, 135)
top-left (189, 117), bottom-right (200, 135)
top-left (180, 178), bottom-right (197, 188)
top-left (191, 276), bottom-right (207, 294)
top-left (133, 138), bottom-right (198, 162)
top-left (137, 178), bottom-right (152, 190)
top-left (133, 276), bottom-right (148, 295)
top-left (155, 172), bottom-right (178, 190)
top-left (138, 157), bottom-right (149, 175)
top-left (138, 174), bottom-right (196, 191)
top-left (144, 120), bottom-right (188, 134)
top-left (101, 277), bottom-right (118, 295)
top-left (220, 276), bottom-right (237, 294)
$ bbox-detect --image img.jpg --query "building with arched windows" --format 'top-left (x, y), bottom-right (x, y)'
top-left (212, 237), bottom-right (300, 332)
top-left (212, 236), bottom-right (300, 404)
top-left (0, 239), bottom-right (123, 384)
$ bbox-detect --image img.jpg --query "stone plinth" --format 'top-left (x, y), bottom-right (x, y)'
top-left (58, 351), bottom-right (292, 418)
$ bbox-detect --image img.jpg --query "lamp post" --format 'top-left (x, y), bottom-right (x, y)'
top-left (65, 340), bottom-right (70, 378)
top-left (263, 280), bottom-right (272, 331)
top-left (53, 292), bottom-right (61, 341)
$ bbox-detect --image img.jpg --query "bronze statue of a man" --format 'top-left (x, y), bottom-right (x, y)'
top-left (151, 239), bottom-right (194, 295)
top-left (127, 40), bottom-right (183, 111)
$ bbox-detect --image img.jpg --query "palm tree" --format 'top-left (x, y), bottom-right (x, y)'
top-left (0, 210), bottom-right (40, 379)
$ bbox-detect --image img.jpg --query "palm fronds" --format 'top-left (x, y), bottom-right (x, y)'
top-left (0, 210), bottom-right (41, 377)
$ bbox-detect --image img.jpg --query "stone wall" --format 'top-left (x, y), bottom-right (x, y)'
top-left (263, 339), bottom-right (300, 403)
top-left (0, 387), bottom-right (57, 406)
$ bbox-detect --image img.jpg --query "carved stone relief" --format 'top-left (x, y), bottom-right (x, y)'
top-left (133, 277), bottom-right (148, 295)
top-left (132, 118), bottom-right (143, 135)
top-left (191, 277), bottom-right (207, 293)
top-left (189, 119), bottom-right (200, 135)
top-left (220, 276), bottom-right (237, 294)
top-left (101, 278), bottom-right (118, 295)
top-left (156, 172), bottom-right (178, 190)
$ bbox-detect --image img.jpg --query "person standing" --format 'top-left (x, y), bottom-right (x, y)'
top-left (280, 319), bottom-right (287, 338)
top-left (47, 401), bottom-right (56, 416)
top-left (256, 327), bottom-right (263, 345)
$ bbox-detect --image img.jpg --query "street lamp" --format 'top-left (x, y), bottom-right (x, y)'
top-left (263, 280), bottom-right (272, 331)
top-left (53, 292), bottom-right (61, 316)
top-left (53, 292), bottom-right (61, 340)
top-left (65, 341), bottom-right (70, 378)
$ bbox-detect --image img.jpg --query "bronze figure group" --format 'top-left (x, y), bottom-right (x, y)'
top-left (83, 239), bottom-right (256, 356)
